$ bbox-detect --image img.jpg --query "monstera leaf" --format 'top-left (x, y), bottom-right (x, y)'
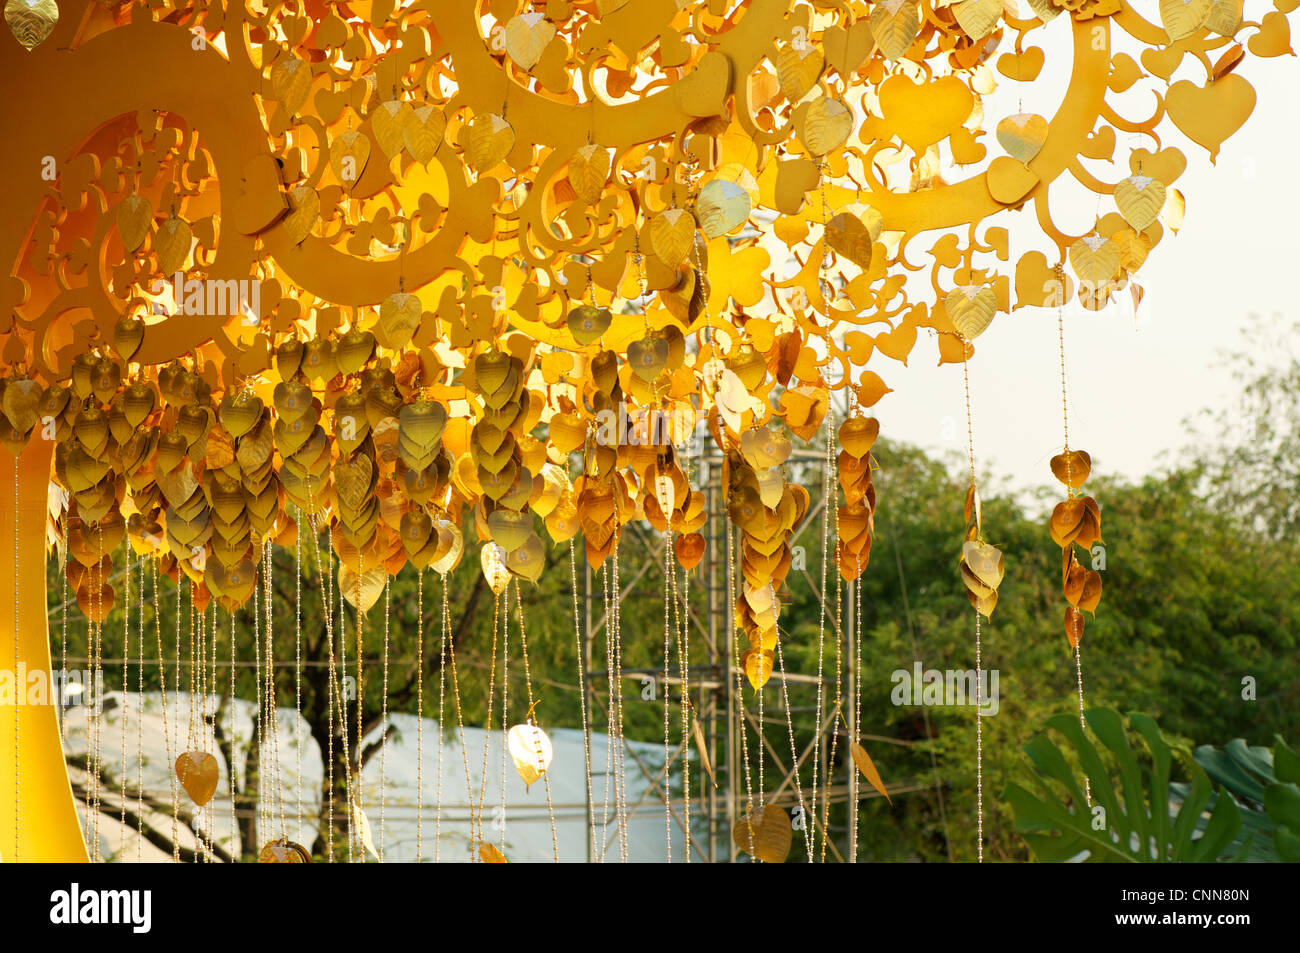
top-left (1180, 735), bottom-right (1300, 862)
top-left (1007, 708), bottom-right (1243, 862)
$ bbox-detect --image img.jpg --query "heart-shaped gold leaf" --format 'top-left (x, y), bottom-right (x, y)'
top-left (627, 336), bottom-right (669, 382)
top-left (283, 185), bottom-right (319, 245)
top-left (775, 43), bottom-right (824, 102)
top-left (117, 196), bottom-right (153, 253)
top-left (379, 292), bottom-right (422, 349)
top-left (270, 56), bottom-right (312, 115)
top-left (5, 0), bottom-right (57, 50)
top-left (1113, 174), bottom-right (1167, 231)
top-left (648, 208), bottom-right (696, 268)
top-left (995, 113), bottom-right (1048, 163)
top-left (155, 216), bottom-right (192, 276)
top-left (568, 144), bottom-right (610, 206)
top-left (799, 95), bottom-right (853, 156)
top-left (330, 130), bottom-right (371, 191)
top-left (462, 113), bottom-right (515, 174)
top-left (403, 105), bottom-right (446, 165)
top-left (1068, 235), bottom-right (1121, 283)
top-left (825, 212), bottom-right (874, 270)
top-left (566, 304), bottom-right (612, 345)
top-left (945, 285), bottom-right (998, 340)
top-left (695, 179), bottom-right (751, 238)
top-left (504, 11), bottom-right (555, 71)
top-left (733, 804), bottom-right (791, 862)
top-left (870, 0), bottom-right (920, 62)
top-left (175, 751), bottom-right (220, 806)
top-left (370, 100), bottom-right (413, 159)
top-left (1050, 449), bottom-right (1092, 489)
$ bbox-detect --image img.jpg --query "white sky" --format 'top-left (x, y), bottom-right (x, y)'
top-left (871, 27), bottom-right (1300, 496)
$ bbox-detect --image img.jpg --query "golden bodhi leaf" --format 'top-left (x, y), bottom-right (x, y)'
top-left (504, 11), bottom-right (555, 71)
top-left (953, 0), bottom-right (1002, 41)
top-left (371, 100), bottom-right (413, 159)
top-left (379, 292), bottom-right (421, 349)
top-left (258, 840), bottom-right (311, 863)
top-left (1068, 235), bottom-right (1120, 282)
top-left (995, 113), bottom-right (1048, 163)
top-left (403, 105), bottom-right (446, 165)
top-left (1050, 449), bottom-right (1091, 489)
top-left (117, 195), bottom-right (153, 253)
top-left (6, 0), bottom-right (58, 50)
top-left (825, 212), bottom-right (874, 270)
top-left (1114, 174), bottom-right (1167, 231)
top-left (479, 843), bottom-right (507, 863)
top-left (1065, 605), bottom-right (1086, 648)
top-left (507, 723), bottom-right (554, 791)
top-left (961, 540), bottom-right (1005, 593)
top-left (1160, 0), bottom-right (1211, 42)
top-left (648, 208), bottom-right (696, 267)
top-left (799, 96), bottom-right (853, 156)
top-left (330, 130), bottom-right (371, 190)
top-left (775, 43), bottom-right (824, 102)
top-left (945, 285), bottom-right (997, 340)
top-left (695, 178), bottom-right (750, 238)
top-left (155, 216), bottom-right (192, 276)
top-left (850, 741), bottom-right (892, 803)
top-left (870, 0), bottom-right (920, 61)
top-left (568, 144), bottom-right (610, 206)
top-left (270, 56), bottom-right (312, 114)
top-left (175, 751), bottom-right (219, 806)
top-left (733, 805), bottom-right (792, 862)
top-left (691, 716), bottom-right (717, 788)
top-left (462, 113), bottom-right (516, 173)
top-left (283, 185), bottom-right (319, 245)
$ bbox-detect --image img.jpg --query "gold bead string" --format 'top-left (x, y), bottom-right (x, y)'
top-left (60, 509), bottom-right (68, 747)
top-left (136, 551), bottom-right (146, 861)
top-left (568, 542), bottom-right (596, 861)
top-left (150, 557), bottom-right (181, 862)
top-left (612, 526), bottom-right (630, 862)
top-left (599, 561), bottom-right (615, 857)
top-left (820, 474), bottom-right (843, 865)
top-left (473, 587), bottom-right (501, 854)
top-left (294, 508), bottom-right (305, 843)
top-left (1058, 292), bottom-right (1091, 806)
top-left (961, 354), bottom-right (984, 864)
top-left (442, 574), bottom-right (476, 857)
top-left (303, 489), bottom-right (344, 861)
top-left (121, 542), bottom-right (130, 843)
top-left (228, 609), bottom-right (238, 858)
top-left (726, 507), bottom-right (758, 856)
top-left (328, 525), bottom-right (357, 861)
top-left (513, 578), bottom-right (559, 861)
top-left (662, 526), bottom-right (674, 861)
top-left (335, 547), bottom-right (355, 862)
top-left (809, 405), bottom-right (834, 863)
top-left (352, 563), bottom-right (365, 860)
top-left (852, 549), bottom-right (864, 861)
top-left (498, 587), bottom-right (509, 856)
top-left (265, 539), bottom-right (288, 844)
top-left (667, 522), bottom-right (690, 862)
top-left (773, 635), bottom-right (811, 862)
top-left (90, 535), bottom-right (104, 861)
top-left (11, 461), bottom-right (19, 860)
top-left (675, 442), bottom-right (692, 861)
top-left (250, 554), bottom-right (265, 848)
top-left (416, 567), bottom-right (426, 861)
top-left (379, 576), bottom-right (391, 861)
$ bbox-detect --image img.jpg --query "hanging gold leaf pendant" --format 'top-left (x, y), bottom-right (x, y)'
top-left (6, 0), bottom-right (58, 51)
